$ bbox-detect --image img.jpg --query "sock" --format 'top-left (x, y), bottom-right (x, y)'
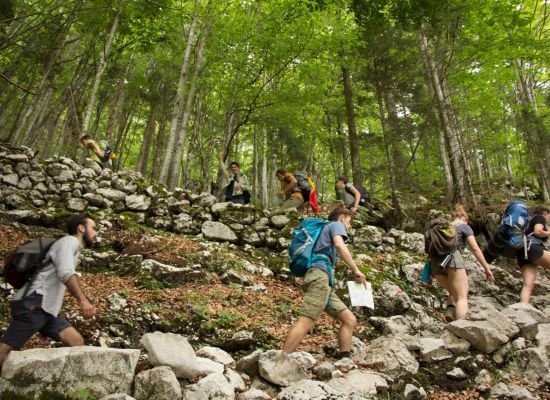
top-left (339, 351), bottom-right (351, 359)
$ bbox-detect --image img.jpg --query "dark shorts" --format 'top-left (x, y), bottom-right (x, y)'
top-left (517, 243), bottom-right (547, 268)
top-left (1, 292), bottom-right (71, 349)
top-left (430, 250), bottom-right (465, 277)
top-left (299, 268), bottom-right (347, 320)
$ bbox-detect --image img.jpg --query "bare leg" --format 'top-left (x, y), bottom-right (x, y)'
top-left (446, 268), bottom-right (469, 319)
top-left (532, 250), bottom-right (550, 269)
top-left (520, 264), bottom-right (537, 304)
top-left (58, 327), bottom-right (84, 347)
top-left (0, 342), bottom-right (14, 371)
top-left (335, 309), bottom-right (357, 353)
top-left (282, 316), bottom-right (314, 353)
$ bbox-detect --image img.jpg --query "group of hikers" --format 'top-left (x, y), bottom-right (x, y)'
top-left (1, 142), bottom-right (548, 371)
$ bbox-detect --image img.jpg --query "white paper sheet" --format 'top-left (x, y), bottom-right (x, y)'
top-left (347, 281), bottom-right (374, 309)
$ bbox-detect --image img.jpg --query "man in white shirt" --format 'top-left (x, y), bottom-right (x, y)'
top-left (0, 214), bottom-right (98, 369)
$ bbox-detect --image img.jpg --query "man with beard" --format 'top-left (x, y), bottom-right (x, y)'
top-left (0, 214), bottom-right (98, 369)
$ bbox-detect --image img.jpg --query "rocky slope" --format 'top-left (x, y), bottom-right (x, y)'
top-left (0, 146), bottom-right (549, 400)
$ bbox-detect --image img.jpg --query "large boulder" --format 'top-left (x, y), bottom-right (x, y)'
top-left (202, 221), bottom-right (238, 243)
top-left (133, 366), bottom-right (182, 400)
top-left (501, 303), bottom-right (546, 340)
top-left (276, 379), bottom-right (354, 400)
top-left (327, 370), bottom-right (388, 397)
top-left (446, 299), bottom-right (519, 353)
top-left (184, 373), bottom-right (235, 400)
top-left (358, 336), bottom-right (419, 379)
top-left (140, 332), bottom-right (197, 379)
top-left (0, 347), bottom-right (139, 398)
top-left (258, 350), bottom-right (308, 387)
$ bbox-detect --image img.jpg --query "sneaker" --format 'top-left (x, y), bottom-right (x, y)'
top-left (444, 305), bottom-right (456, 322)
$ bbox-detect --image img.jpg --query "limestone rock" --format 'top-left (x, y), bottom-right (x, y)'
top-left (202, 221), bottom-right (238, 243)
top-left (276, 379), bottom-right (352, 400)
top-left (258, 350), bottom-right (308, 387)
top-left (184, 372), bottom-right (235, 400)
top-left (197, 346), bottom-right (235, 367)
top-left (96, 188), bottom-right (127, 202)
top-left (0, 347), bottom-right (139, 399)
top-left (419, 338), bottom-right (453, 362)
top-left (125, 194), bottom-right (151, 211)
top-left (140, 332), bottom-right (197, 379)
top-left (134, 366), bottom-right (182, 400)
top-left (404, 384), bottom-right (427, 400)
top-left (359, 336), bottom-right (419, 379)
top-left (327, 370), bottom-right (388, 397)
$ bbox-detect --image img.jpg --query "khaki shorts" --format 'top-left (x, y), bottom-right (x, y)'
top-left (282, 194), bottom-right (304, 210)
top-left (430, 250), bottom-right (465, 277)
top-left (300, 268), bottom-right (348, 320)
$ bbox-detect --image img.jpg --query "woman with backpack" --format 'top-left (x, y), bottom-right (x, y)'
top-left (427, 206), bottom-right (494, 321)
top-left (517, 205), bottom-right (550, 303)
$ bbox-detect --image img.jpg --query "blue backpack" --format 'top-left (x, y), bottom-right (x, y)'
top-left (288, 218), bottom-right (331, 277)
top-left (496, 201), bottom-right (530, 249)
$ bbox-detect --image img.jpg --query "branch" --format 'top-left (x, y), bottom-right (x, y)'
top-left (0, 72), bottom-right (36, 95)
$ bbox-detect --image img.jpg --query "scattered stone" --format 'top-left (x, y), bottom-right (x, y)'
top-left (404, 384), bottom-right (427, 400)
top-left (258, 350), bottom-right (308, 387)
top-left (446, 367), bottom-right (467, 380)
top-left (133, 366), bottom-right (182, 400)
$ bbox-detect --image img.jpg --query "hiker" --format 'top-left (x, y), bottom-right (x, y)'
top-left (283, 207), bottom-right (367, 359)
top-left (80, 135), bottom-right (113, 168)
top-left (276, 169), bottom-right (305, 210)
top-left (427, 207), bottom-right (494, 321)
top-left (516, 205), bottom-right (550, 303)
top-left (219, 154), bottom-right (250, 204)
top-left (0, 214), bottom-right (98, 369)
top-left (335, 176), bottom-right (362, 213)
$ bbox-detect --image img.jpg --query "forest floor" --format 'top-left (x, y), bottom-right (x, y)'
top-left (0, 221), bottom-right (548, 400)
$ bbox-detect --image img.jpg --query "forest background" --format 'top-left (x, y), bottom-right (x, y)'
top-left (0, 0), bottom-right (548, 213)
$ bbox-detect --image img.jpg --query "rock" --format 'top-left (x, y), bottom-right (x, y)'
top-left (224, 368), bottom-right (245, 392)
top-left (276, 379), bottom-right (351, 400)
top-left (419, 338), bottom-right (453, 362)
top-left (17, 176), bottom-right (32, 190)
top-left (258, 350), bottom-right (308, 387)
top-left (446, 367), bottom-right (467, 380)
top-left (251, 376), bottom-right (279, 398)
top-left (125, 194), bottom-right (151, 211)
top-left (404, 384), bottom-right (427, 400)
top-left (140, 259), bottom-right (197, 287)
top-left (501, 303), bottom-right (545, 340)
top-left (359, 336), bottom-right (419, 379)
top-left (195, 192), bottom-right (218, 208)
top-left (225, 330), bottom-right (256, 351)
top-left (374, 281), bottom-right (412, 315)
top-left (236, 349), bottom-right (263, 377)
top-left (107, 293), bottom-right (127, 311)
top-left (99, 395), bottom-right (136, 400)
top-left (271, 215), bottom-right (289, 229)
top-left (140, 332), bottom-right (197, 379)
top-left (133, 366), bottom-right (182, 400)
top-left (289, 352), bottom-right (317, 370)
top-left (512, 348), bottom-right (549, 380)
top-left (490, 382), bottom-right (537, 400)
top-left (327, 370), bottom-right (389, 397)
top-left (0, 347), bottom-right (139, 399)
top-left (536, 323), bottom-right (550, 357)
top-left (197, 346), bottom-right (235, 367)
top-left (202, 221), bottom-right (238, 243)
top-left (2, 173), bottom-right (19, 186)
top-left (184, 372), bottom-right (235, 400)
top-left (79, 168), bottom-right (97, 179)
top-left (312, 362), bottom-right (335, 380)
top-left (66, 197), bottom-right (88, 212)
top-left (54, 169), bottom-right (75, 183)
top-left (172, 213), bottom-right (195, 234)
top-left (446, 300), bottom-right (519, 353)
top-left (96, 188), bottom-right (127, 202)
top-left (221, 269), bottom-right (251, 286)
top-left (441, 330), bottom-right (471, 354)
top-left (239, 388), bottom-right (272, 400)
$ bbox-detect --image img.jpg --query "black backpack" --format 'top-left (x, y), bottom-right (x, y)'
top-left (345, 183), bottom-right (371, 207)
top-left (293, 171), bottom-right (312, 202)
top-left (3, 238), bottom-right (58, 290)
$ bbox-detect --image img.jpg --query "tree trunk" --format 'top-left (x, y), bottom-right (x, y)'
top-left (158, 15), bottom-right (198, 185)
top-left (377, 87), bottom-right (401, 212)
top-left (136, 105), bottom-right (157, 175)
top-left (514, 58), bottom-right (550, 200)
top-left (167, 24), bottom-right (209, 190)
top-left (11, 6), bottom-right (78, 145)
top-left (81, 9), bottom-right (121, 137)
top-left (261, 125), bottom-right (269, 208)
top-left (419, 31), bottom-right (475, 207)
top-left (341, 66), bottom-right (363, 185)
